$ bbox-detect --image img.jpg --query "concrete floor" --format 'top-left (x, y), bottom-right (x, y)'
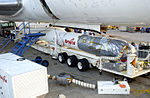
top-left (0, 33), bottom-right (150, 98)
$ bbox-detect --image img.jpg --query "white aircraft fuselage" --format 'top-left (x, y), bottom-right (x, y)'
top-left (0, 0), bottom-right (150, 25)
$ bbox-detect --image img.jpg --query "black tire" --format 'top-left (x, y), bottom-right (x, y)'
top-left (41, 60), bottom-right (49, 67)
top-left (58, 52), bottom-right (68, 63)
top-left (77, 58), bottom-right (89, 72)
top-left (67, 55), bottom-right (78, 67)
top-left (35, 56), bottom-right (42, 64)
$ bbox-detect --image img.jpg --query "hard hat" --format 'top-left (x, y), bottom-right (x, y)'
top-left (131, 42), bottom-right (135, 45)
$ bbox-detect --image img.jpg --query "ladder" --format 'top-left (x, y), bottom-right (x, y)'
top-left (0, 22), bottom-right (30, 52)
top-left (9, 33), bottom-right (45, 56)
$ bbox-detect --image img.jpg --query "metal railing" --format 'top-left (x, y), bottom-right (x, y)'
top-left (0, 22), bottom-right (30, 52)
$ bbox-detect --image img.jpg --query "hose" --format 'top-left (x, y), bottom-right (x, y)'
top-left (47, 74), bottom-right (96, 89)
top-left (72, 79), bottom-right (96, 89)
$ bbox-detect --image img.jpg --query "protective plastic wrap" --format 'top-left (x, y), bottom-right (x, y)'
top-left (78, 35), bottom-right (129, 57)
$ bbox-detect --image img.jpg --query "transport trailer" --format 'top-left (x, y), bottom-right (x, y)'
top-left (30, 28), bottom-right (150, 80)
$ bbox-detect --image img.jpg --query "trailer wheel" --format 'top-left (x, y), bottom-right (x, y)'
top-left (58, 53), bottom-right (68, 63)
top-left (77, 58), bottom-right (89, 72)
top-left (67, 55), bottom-right (78, 67)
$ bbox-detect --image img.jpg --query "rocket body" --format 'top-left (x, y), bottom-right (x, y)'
top-left (41, 29), bottom-right (129, 57)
